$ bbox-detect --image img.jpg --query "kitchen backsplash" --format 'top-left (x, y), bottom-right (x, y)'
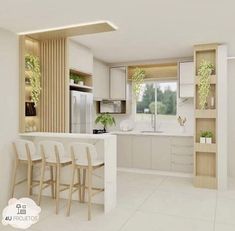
top-left (93, 98), bottom-right (194, 134)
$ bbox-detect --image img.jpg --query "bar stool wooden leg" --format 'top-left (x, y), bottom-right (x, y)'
top-left (87, 167), bottom-right (92, 221)
top-left (77, 168), bottom-right (82, 202)
top-left (50, 166), bottom-right (54, 199)
top-left (27, 163), bottom-right (32, 196)
top-left (56, 164), bottom-right (60, 214)
top-left (66, 166), bottom-right (76, 216)
top-left (11, 160), bottom-right (19, 198)
top-left (38, 162), bottom-right (45, 205)
top-left (30, 165), bottom-right (33, 195)
top-left (82, 169), bottom-right (86, 203)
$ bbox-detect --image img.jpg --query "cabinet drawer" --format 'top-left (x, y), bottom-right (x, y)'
top-left (171, 146), bottom-right (193, 156)
top-left (171, 154), bottom-right (193, 165)
top-left (171, 162), bottom-right (193, 173)
top-left (171, 137), bottom-right (193, 146)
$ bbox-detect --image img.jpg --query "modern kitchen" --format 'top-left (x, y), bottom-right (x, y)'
top-left (1, 1), bottom-right (235, 230)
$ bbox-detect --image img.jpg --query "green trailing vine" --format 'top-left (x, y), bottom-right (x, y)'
top-left (131, 68), bottom-right (145, 99)
top-left (25, 53), bottom-right (41, 106)
top-left (198, 60), bottom-right (214, 109)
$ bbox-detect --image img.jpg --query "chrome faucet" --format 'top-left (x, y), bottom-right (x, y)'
top-left (151, 113), bottom-right (157, 132)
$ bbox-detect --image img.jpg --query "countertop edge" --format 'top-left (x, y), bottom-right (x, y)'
top-left (110, 131), bottom-right (193, 137)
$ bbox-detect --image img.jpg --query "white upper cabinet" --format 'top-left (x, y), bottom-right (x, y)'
top-left (93, 59), bottom-right (109, 100)
top-left (69, 40), bottom-right (93, 74)
top-left (179, 61), bottom-right (194, 98)
top-left (110, 67), bottom-right (127, 100)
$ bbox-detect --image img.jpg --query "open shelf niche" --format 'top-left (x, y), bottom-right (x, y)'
top-left (19, 36), bottom-right (40, 132)
top-left (69, 68), bottom-right (93, 93)
top-left (194, 43), bottom-right (228, 190)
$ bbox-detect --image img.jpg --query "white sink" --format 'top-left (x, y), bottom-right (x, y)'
top-left (141, 130), bottom-right (164, 133)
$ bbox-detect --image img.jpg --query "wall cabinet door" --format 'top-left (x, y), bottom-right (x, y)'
top-left (110, 67), bottom-right (126, 100)
top-left (179, 61), bottom-right (194, 98)
top-left (151, 136), bottom-right (171, 171)
top-left (132, 136), bottom-right (151, 169)
top-left (93, 59), bottom-right (109, 100)
top-left (117, 135), bottom-right (132, 168)
top-left (69, 40), bottom-right (93, 74)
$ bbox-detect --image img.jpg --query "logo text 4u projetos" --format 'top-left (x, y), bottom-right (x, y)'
top-left (2, 198), bottom-right (41, 230)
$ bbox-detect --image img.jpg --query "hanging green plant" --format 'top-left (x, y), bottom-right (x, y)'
top-left (131, 68), bottom-right (145, 99)
top-left (198, 60), bottom-right (214, 109)
top-left (25, 53), bottom-right (41, 106)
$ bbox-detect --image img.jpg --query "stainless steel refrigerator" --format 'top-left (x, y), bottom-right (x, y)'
top-left (70, 90), bottom-right (93, 133)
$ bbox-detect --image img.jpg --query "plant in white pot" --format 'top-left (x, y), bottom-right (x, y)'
top-left (200, 131), bottom-right (207, 144)
top-left (95, 113), bottom-right (116, 133)
top-left (198, 60), bottom-right (214, 109)
top-left (70, 73), bottom-right (84, 85)
top-left (206, 131), bottom-right (213, 144)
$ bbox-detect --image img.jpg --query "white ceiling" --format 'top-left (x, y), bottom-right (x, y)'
top-left (1, 0), bottom-right (235, 63)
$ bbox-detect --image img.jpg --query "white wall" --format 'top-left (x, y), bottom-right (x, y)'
top-left (228, 59), bottom-right (235, 177)
top-left (0, 28), bottom-right (19, 211)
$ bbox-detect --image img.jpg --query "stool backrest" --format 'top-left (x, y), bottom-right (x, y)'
top-left (13, 139), bottom-right (35, 161)
top-left (70, 142), bottom-right (98, 165)
top-left (39, 141), bottom-right (65, 163)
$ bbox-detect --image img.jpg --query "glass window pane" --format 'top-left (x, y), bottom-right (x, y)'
top-left (157, 82), bottom-right (177, 115)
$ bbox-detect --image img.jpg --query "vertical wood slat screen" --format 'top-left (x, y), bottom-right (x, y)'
top-left (40, 38), bottom-right (68, 132)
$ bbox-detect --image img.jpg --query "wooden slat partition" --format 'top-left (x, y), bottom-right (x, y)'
top-left (40, 38), bottom-right (69, 132)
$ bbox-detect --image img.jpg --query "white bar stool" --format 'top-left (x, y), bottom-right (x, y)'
top-left (11, 139), bottom-right (42, 198)
top-left (38, 141), bottom-right (72, 214)
top-left (66, 142), bottom-right (104, 220)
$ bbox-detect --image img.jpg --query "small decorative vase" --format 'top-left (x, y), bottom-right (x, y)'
top-left (200, 137), bottom-right (206, 144)
top-left (78, 81), bottom-right (84, 86)
top-left (179, 126), bottom-right (185, 133)
top-left (206, 137), bottom-right (212, 144)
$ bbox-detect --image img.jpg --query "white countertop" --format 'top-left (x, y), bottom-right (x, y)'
top-left (19, 132), bottom-right (116, 140)
top-left (111, 130), bottom-right (193, 137)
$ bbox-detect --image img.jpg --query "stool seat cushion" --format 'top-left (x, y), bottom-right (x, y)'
top-left (21, 155), bottom-right (42, 161)
top-left (47, 156), bottom-right (71, 164)
top-left (75, 159), bottom-right (104, 167)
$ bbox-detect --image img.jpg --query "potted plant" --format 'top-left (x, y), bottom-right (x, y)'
top-left (25, 53), bottom-right (41, 107)
top-left (200, 131), bottom-right (207, 144)
top-left (206, 131), bottom-right (213, 144)
top-left (95, 113), bottom-right (116, 133)
top-left (132, 68), bottom-right (145, 99)
top-left (198, 60), bottom-right (214, 109)
top-left (70, 73), bottom-right (84, 85)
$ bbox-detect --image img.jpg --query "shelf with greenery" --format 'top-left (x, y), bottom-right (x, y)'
top-left (195, 109), bottom-right (216, 118)
top-left (25, 53), bottom-right (41, 107)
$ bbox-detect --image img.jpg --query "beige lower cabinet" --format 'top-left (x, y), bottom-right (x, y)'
top-left (151, 136), bottom-right (171, 171)
top-left (132, 136), bottom-right (151, 169)
top-left (117, 134), bottom-right (193, 173)
top-left (117, 135), bottom-right (132, 168)
top-left (171, 137), bottom-right (194, 173)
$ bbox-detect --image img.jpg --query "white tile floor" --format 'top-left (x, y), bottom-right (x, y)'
top-left (1, 171), bottom-right (235, 231)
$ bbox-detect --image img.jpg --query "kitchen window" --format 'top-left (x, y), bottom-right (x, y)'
top-left (136, 81), bottom-right (177, 123)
